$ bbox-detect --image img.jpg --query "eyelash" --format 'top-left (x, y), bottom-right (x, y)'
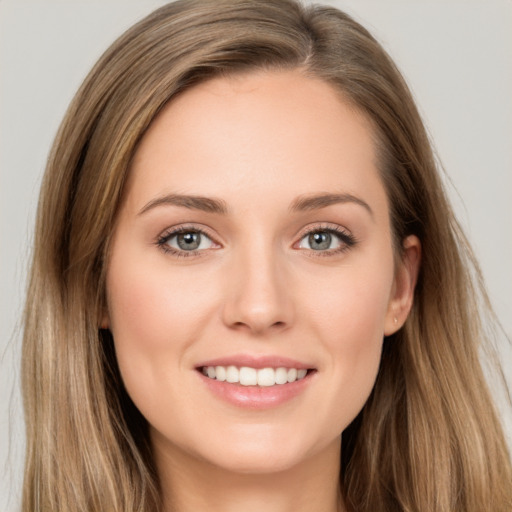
top-left (155, 224), bottom-right (358, 258)
top-left (297, 224), bottom-right (358, 257)
top-left (155, 225), bottom-right (217, 258)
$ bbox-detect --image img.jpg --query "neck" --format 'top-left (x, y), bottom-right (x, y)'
top-left (153, 435), bottom-right (343, 512)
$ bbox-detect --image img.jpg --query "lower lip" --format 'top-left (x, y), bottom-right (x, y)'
top-left (198, 371), bottom-right (315, 409)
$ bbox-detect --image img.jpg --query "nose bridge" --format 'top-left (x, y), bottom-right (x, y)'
top-left (222, 233), bottom-right (293, 334)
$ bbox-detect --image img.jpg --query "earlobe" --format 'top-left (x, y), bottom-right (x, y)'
top-left (100, 310), bottom-right (110, 330)
top-left (384, 235), bottom-right (421, 336)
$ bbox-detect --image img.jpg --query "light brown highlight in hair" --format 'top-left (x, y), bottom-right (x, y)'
top-left (22, 1), bottom-right (511, 511)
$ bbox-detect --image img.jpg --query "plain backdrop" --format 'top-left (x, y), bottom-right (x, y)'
top-left (1, 1), bottom-right (511, 509)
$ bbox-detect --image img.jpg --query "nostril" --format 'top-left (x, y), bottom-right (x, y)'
top-left (228, 319), bottom-right (288, 333)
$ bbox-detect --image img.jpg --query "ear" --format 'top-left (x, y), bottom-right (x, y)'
top-left (384, 235), bottom-right (421, 336)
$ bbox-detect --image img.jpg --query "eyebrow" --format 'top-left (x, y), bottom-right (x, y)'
top-left (138, 194), bottom-right (228, 216)
top-left (138, 191), bottom-right (373, 218)
top-left (290, 192), bottom-right (374, 218)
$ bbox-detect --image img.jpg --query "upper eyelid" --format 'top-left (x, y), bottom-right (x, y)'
top-left (295, 222), bottom-right (352, 238)
top-left (158, 223), bottom-right (219, 241)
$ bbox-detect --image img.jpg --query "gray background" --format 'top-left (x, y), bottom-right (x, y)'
top-left (1, 1), bottom-right (511, 509)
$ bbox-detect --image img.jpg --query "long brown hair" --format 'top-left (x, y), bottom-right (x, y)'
top-left (22, 1), bottom-right (511, 510)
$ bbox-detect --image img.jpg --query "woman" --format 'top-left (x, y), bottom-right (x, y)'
top-left (21, 1), bottom-right (511, 511)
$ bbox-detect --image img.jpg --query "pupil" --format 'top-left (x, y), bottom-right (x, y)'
top-left (309, 232), bottom-right (331, 250)
top-left (177, 232), bottom-right (201, 250)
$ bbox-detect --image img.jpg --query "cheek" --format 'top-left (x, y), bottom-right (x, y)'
top-left (299, 255), bottom-right (394, 427)
top-left (303, 256), bottom-right (393, 345)
top-left (108, 269), bottom-right (182, 356)
top-left (105, 255), bottom-right (219, 408)
top-left (107, 253), bottom-right (218, 348)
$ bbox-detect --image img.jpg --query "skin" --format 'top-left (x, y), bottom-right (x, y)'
top-left (105, 69), bottom-right (420, 512)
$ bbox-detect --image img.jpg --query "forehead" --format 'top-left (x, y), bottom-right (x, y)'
top-left (125, 69), bottom-right (386, 215)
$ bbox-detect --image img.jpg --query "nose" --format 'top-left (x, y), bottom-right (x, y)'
top-left (221, 244), bottom-right (294, 335)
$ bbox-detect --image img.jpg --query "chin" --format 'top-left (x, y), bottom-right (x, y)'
top-left (206, 449), bottom-right (306, 475)
top-left (194, 426), bottom-right (333, 476)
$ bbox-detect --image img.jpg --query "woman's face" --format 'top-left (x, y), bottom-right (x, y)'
top-left (105, 70), bottom-right (418, 475)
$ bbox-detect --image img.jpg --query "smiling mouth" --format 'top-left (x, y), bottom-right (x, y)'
top-left (199, 365), bottom-right (315, 387)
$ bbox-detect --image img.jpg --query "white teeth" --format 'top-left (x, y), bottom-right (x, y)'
top-left (215, 365), bottom-right (226, 382)
top-left (226, 365), bottom-right (239, 383)
top-left (202, 365), bottom-right (309, 386)
top-left (287, 368), bottom-right (297, 383)
top-left (239, 367), bottom-right (257, 386)
top-left (275, 367), bottom-right (288, 384)
top-left (257, 367), bottom-right (275, 387)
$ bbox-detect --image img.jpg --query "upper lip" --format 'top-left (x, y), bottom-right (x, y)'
top-left (196, 354), bottom-right (314, 370)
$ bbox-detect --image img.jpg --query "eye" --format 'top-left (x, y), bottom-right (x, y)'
top-left (297, 227), bottom-right (356, 253)
top-left (157, 227), bottom-right (218, 255)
